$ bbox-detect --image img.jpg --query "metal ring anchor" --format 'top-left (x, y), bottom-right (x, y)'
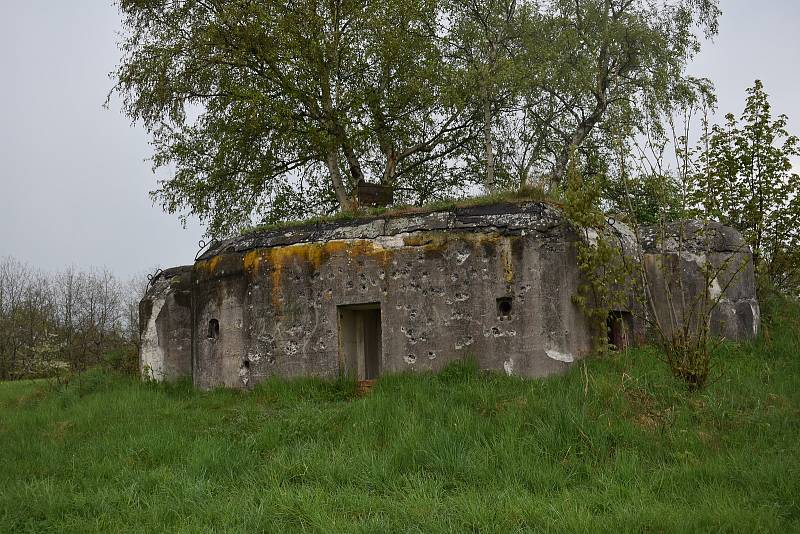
top-left (195, 239), bottom-right (213, 261)
top-left (147, 268), bottom-right (163, 287)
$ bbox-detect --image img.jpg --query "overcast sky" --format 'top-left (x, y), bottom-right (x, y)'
top-left (1, 1), bottom-right (798, 279)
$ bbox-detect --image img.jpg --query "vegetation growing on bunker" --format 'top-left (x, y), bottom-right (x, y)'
top-left (241, 189), bottom-right (553, 237)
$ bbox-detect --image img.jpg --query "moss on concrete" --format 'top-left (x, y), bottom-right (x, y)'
top-left (241, 187), bottom-right (552, 236)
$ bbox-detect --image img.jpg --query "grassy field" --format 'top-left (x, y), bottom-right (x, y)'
top-left (1, 301), bottom-right (799, 532)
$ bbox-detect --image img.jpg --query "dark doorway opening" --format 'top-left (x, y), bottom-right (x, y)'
top-left (338, 303), bottom-right (382, 379)
top-left (607, 311), bottom-right (633, 350)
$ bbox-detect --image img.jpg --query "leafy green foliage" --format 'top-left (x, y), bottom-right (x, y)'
top-left (603, 171), bottom-right (685, 225)
top-left (113, 0), bottom-right (475, 236)
top-left (693, 80), bottom-right (800, 293)
top-left (563, 154), bottom-right (631, 352)
top-left (0, 259), bottom-right (142, 382)
top-left (512, 0), bottom-right (720, 189)
top-left (112, 0), bottom-right (720, 236)
top-left (444, 0), bottom-right (524, 191)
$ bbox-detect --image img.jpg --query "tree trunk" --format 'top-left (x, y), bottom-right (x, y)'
top-left (483, 82), bottom-right (496, 193)
top-left (320, 65), bottom-right (359, 211)
top-left (366, 91), bottom-right (398, 188)
top-left (383, 147), bottom-right (398, 186)
top-left (340, 140), bottom-right (364, 186)
top-left (325, 148), bottom-right (354, 211)
top-left (550, 104), bottom-right (606, 191)
top-left (550, 41), bottom-right (613, 191)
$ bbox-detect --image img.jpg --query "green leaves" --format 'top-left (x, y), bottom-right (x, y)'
top-left (563, 150), bottom-right (632, 353)
top-left (114, 0), bottom-right (480, 236)
top-left (112, 0), bottom-right (721, 236)
top-left (694, 80), bottom-right (800, 293)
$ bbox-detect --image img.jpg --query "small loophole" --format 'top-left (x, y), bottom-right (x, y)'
top-left (497, 297), bottom-right (513, 318)
top-left (208, 319), bottom-right (220, 340)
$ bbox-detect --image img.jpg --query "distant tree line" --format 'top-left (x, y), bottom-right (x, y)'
top-left (0, 257), bottom-right (146, 381)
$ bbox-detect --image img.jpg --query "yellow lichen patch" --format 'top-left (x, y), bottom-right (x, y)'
top-left (403, 231), bottom-right (517, 282)
top-left (500, 238), bottom-right (514, 284)
top-left (247, 240), bottom-right (391, 312)
top-left (403, 233), bottom-right (450, 252)
top-left (196, 256), bottom-right (222, 275)
top-left (344, 239), bottom-right (395, 268)
top-left (263, 240), bottom-right (395, 273)
top-left (373, 247), bottom-right (394, 269)
top-left (343, 240), bottom-right (376, 258)
top-left (262, 241), bottom-right (352, 275)
top-left (403, 231), bottom-right (514, 260)
top-left (242, 232), bottom-right (519, 309)
top-left (243, 250), bottom-right (266, 276)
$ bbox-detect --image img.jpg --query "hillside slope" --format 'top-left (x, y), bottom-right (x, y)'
top-left (1, 300), bottom-right (799, 532)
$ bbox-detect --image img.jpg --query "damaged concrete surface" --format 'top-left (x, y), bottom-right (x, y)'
top-left (139, 266), bottom-right (193, 381)
top-left (641, 220), bottom-right (760, 341)
top-left (140, 203), bottom-right (760, 389)
top-left (191, 202), bottom-right (590, 389)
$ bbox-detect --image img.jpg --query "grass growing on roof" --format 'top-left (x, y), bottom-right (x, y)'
top-left (242, 186), bottom-right (552, 236)
top-left (1, 296), bottom-right (798, 532)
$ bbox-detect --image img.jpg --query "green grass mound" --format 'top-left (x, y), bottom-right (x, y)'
top-left (1, 300), bottom-right (799, 532)
top-left (242, 186), bottom-right (551, 236)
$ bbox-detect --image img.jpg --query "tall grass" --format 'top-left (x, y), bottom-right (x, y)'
top-left (1, 299), bottom-right (798, 532)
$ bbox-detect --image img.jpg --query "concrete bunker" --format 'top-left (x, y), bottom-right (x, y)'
top-left (139, 202), bottom-right (760, 389)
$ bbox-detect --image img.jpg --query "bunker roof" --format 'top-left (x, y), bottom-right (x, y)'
top-left (198, 201), bottom-right (568, 261)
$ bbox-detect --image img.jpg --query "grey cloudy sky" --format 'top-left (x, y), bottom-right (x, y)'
top-left (1, 1), bottom-right (798, 278)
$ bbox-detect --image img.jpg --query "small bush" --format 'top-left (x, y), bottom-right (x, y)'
top-left (101, 347), bottom-right (139, 376)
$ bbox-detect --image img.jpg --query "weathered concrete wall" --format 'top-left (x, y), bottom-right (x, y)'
top-left (641, 221), bottom-right (760, 342)
top-left (139, 266), bottom-right (193, 381)
top-left (138, 205), bottom-right (761, 389)
top-left (189, 203), bottom-right (593, 389)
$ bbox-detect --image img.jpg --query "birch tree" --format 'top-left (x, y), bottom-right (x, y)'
top-left (528, 0), bottom-right (720, 190)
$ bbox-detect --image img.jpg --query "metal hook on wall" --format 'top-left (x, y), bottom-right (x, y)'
top-left (195, 239), bottom-right (213, 261)
top-left (147, 268), bottom-right (163, 287)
